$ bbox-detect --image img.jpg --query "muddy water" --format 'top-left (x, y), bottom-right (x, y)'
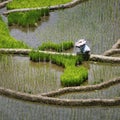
top-left (0, 95), bottom-right (120, 120)
top-left (0, 54), bottom-right (64, 94)
top-left (8, 0), bottom-right (120, 54)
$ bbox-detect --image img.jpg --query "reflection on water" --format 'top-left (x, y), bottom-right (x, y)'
top-left (0, 95), bottom-right (120, 120)
top-left (9, 0), bottom-right (120, 54)
top-left (88, 62), bottom-right (120, 84)
top-left (0, 55), bottom-right (63, 94)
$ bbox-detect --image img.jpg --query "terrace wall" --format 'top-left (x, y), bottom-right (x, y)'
top-left (103, 39), bottom-right (120, 56)
top-left (0, 77), bottom-right (120, 106)
top-left (3, 0), bottom-right (89, 15)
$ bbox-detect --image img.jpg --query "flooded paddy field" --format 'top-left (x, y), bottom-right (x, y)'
top-left (88, 62), bottom-right (120, 84)
top-left (55, 83), bottom-right (120, 99)
top-left (9, 0), bottom-right (120, 54)
top-left (0, 55), bottom-right (119, 94)
top-left (0, 0), bottom-right (120, 119)
top-left (0, 54), bottom-right (63, 94)
top-left (0, 95), bottom-right (120, 120)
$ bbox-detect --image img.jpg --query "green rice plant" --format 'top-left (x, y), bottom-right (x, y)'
top-left (29, 51), bottom-right (83, 66)
top-left (8, 8), bottom-right (50, 27)
top-left (38, 41), bottom-right (74, 52)
top-left (7, 0), bottom-right (72, 9)
top-left (61, 66), bottom-right (88, 86)
top-left (29, 51), bottom-right (50, 62)
top-left (29, 51), bottom-right (87, 87)
top-left (50, 54), bottom-right (63, 66)
top-left (44, 8), bottom-right (50, 16)
top-left (0, 16), bottom-right (28, 48)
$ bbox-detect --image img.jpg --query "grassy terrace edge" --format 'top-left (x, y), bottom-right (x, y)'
top-left (4, 0), bottom-right (89, 26)
top-left (3, 0), bottom-right (89, 15)
top-left (0, 16), bottom-right (28, 48)
top-left (7, 0), bottom-right (72, 9)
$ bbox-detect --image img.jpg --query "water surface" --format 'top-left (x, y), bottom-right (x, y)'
top-left (0, 95), bottom-right (120, 120)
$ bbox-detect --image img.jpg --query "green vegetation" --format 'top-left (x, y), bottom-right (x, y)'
top-left (29, 51), bottom-right (88, 87)
top-left (8, 8), bottom-right (49, 27)
top-left (29, 51), bottom-right (82, 65)
top-left (38, 41), bottom-right (73, 52)
top-left (61, 66), bottom-right (88, 86)
top-left (7, 0), bottom-right (72, 9)
top-left (0, 16), bottom-right (28, 48)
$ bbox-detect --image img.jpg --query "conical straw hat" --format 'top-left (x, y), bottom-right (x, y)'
top-left (75, 39), bottom-right (86, 47)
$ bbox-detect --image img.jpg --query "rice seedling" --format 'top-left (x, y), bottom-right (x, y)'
top-left (29, 50), bottom-right (88, 87)
top-left (38, 41), bottom-right (73, 52)
top-left (8, 8), bottom-right (50, 27)
top-left (61, 66), bottom-right (88, 86)
top-left (7, 0), bottom-right (72, 9)
top-left (29, 50), bottom-right (83, 65)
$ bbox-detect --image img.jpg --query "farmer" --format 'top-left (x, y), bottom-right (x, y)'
top-left (75, 39), bottom-right (91, 60)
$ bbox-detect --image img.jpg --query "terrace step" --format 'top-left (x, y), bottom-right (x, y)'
top-left (3, 0), bottom-right (88, 15)
top-left (0, 77), bottom-right (120, 106)
top-left (0, 48), bottom-right (120, 63)
top-left (103, 39), bottom-right (120, 56)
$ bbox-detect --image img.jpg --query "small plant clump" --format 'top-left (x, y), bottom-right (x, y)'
top-left (29, 51), bottom-right (83, 65)
top-left (61, 66), bottom-right (88, 86)
top-left (29, 51), bottom-right (88, 87)
top-left (38, 41), bottom-right (74, 52)
top-left (0, 16), bottom-right (28, 48)
top-left (8, 8), bottom-right (49, 27)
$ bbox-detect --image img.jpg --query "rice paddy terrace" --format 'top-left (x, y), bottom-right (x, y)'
top-left (0, 0), bottom-right (120, 119)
